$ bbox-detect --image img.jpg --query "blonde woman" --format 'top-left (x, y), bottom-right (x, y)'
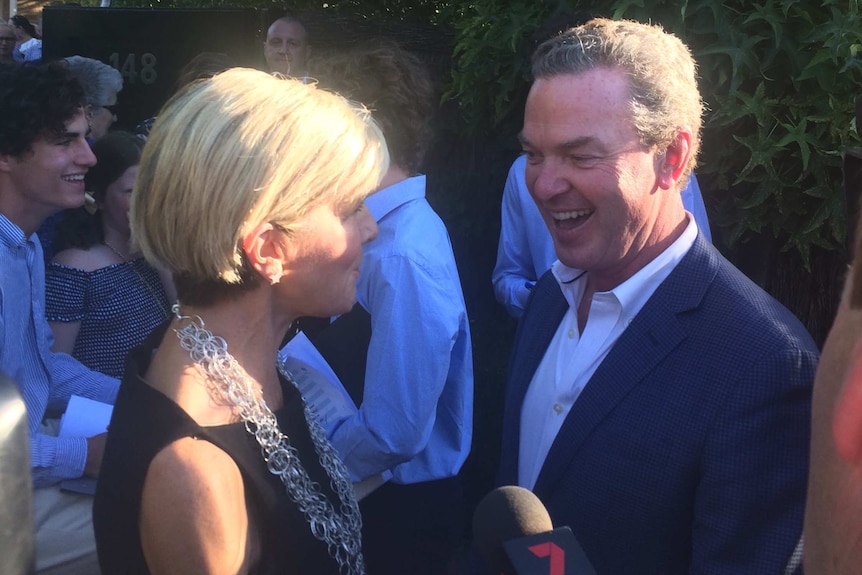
top-left (92, 68), bottom-right (387, 575)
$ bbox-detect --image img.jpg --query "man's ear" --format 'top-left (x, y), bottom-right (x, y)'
top-left (657, 130), bottom-right (693, 190)
top-left (242, 222), bottom-right (287, 285)
top-left (833, 340), bottom-right (862, 464)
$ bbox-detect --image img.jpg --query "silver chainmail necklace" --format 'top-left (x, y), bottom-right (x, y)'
top-left (172, 304), bottom-right (365, 575)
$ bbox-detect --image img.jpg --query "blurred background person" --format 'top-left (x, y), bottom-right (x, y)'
top-left (62, 56), bottom-right (123, 141)
top-left (93, 68), bottom-right (388, 575)
top-left (0, 23), bottom-right (17, 64)
top-left (45, 131), bottom-right (173, 379)
top-left (10, 14), bottom-right (41, 64)
top-left (37, 56), bottom-right (124, 261)
top-left (314, 40), bottom-right (473, 575)
top-left (802, 119), bottom-right (862, 574)
top-left (264, 15), bottom-right (311, 78)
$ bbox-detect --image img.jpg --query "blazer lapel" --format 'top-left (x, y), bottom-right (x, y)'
top-left (498, 271), bottom-right (568, 486)
top-left (533, 235), bottom-right (717, 496)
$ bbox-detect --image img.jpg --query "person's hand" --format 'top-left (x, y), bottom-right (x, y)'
top-left (84, 432), bottom-right (108, 478)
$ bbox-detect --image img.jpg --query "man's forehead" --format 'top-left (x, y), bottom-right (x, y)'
top-left (523, 71), bottom-right (635, 132)
top-left (267, 20), bottom-right (307, 42)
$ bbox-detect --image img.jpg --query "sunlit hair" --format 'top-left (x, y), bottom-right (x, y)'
top-left (132, 67), bottom-right (388, 305)
top-left (531, 18), bottom-right (703, 180)
top-left (62, 56), bottom-right (123, 108)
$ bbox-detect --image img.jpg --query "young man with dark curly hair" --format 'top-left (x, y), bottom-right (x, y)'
top-left (0, 62), bottom-right (118, 575)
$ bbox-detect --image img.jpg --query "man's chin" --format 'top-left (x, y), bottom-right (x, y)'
top-left (268, 63), bottom-right (291, 76)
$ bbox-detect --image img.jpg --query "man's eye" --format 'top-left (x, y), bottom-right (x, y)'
top-left (570, 155), bottom-right (600, 166)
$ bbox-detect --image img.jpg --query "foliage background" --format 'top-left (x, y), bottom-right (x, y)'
top-left (88, 0), bottom-right (862, 267)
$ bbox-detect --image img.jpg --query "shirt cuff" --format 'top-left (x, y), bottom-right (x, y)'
top-left (94, 375), bottom-right (120, 405)
top-left (32, 435), bottom-right (87, 486)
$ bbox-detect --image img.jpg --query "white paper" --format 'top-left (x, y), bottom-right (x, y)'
top-left (58, 395), bottom-right (112, 438)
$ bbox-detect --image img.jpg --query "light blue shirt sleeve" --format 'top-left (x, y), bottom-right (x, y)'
top-left (327, 179), bottom-right (473, 485)
top-left (0, 218), bottom-right (118, 486)
top-left (330, 254), bottom-right (462, 480)
top-left (492, 155), bottom-right (557, 319)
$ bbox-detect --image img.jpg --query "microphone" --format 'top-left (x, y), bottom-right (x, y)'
top-left (0, 372), bottom-right (34, 575)
top-left (472, 486), bottom-right (596, 575)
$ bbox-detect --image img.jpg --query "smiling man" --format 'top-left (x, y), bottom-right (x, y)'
top-left (0, 62), bottom-right (119, 575)
top-left (495, 19), bottom-right (818, 574)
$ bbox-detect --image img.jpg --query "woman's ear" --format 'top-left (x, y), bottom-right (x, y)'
top-left (242, 222), bottom-right (286, 285)
top-left (657, 130), bottom-right (693, 190)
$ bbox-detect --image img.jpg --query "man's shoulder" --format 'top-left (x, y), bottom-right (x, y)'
top-left (370, 199), bottom-right (454, 266)
top-left (665, 241), bottom-right (816, 352)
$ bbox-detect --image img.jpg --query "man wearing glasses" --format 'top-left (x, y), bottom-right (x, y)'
top-left (61, 56), bottom-right (123, 141)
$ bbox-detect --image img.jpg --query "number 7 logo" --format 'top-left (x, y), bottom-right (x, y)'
top-left (528, 542), bottom-right (565, 575)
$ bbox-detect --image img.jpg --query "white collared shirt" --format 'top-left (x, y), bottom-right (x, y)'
top-left (518, 217), bottom-right (698, 490)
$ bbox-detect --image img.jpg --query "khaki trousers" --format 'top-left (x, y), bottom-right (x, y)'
top-left (33, 485), bottom-right (99, 575)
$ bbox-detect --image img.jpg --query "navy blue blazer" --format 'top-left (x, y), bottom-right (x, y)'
top-left (498, 234), bottom-right (818, 574)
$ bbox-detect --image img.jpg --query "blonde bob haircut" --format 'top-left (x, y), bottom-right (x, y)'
top-left (131, 68), bottom-right (388, 303)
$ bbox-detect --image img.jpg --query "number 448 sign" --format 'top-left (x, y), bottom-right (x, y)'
top-left (109, 53), bottom-right (157, 85)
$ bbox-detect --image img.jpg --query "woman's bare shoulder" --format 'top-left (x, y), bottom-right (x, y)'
top-left (52, 245), bottom-right (116, 273)
top-left (140, 437), bottom-right (253, 575)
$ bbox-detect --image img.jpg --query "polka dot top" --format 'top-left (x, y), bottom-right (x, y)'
top-left (45, 258), bottom-right (171, 378)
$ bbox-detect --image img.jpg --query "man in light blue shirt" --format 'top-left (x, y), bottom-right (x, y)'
top-left (0, 63), bottom-right (119, 575)
top-left (313, 41), bottom-right (473, 575)
top-left (492, 154), bottom-right (713, 318)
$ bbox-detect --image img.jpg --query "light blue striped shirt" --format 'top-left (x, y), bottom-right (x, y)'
top-left (0, 214), bottom-right (119, 486)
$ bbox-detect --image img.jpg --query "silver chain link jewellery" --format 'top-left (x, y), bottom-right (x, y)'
top-left (172, 304), bottom-right (365, 575)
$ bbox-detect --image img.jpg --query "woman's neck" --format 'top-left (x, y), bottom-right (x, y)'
top-left (176, 294), bottom-right (288, 398)
top-left (101, 225), bottom-right (133, 259)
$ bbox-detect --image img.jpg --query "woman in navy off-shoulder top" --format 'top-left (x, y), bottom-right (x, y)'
top-left (45, 131), bottom-right (173, 378)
